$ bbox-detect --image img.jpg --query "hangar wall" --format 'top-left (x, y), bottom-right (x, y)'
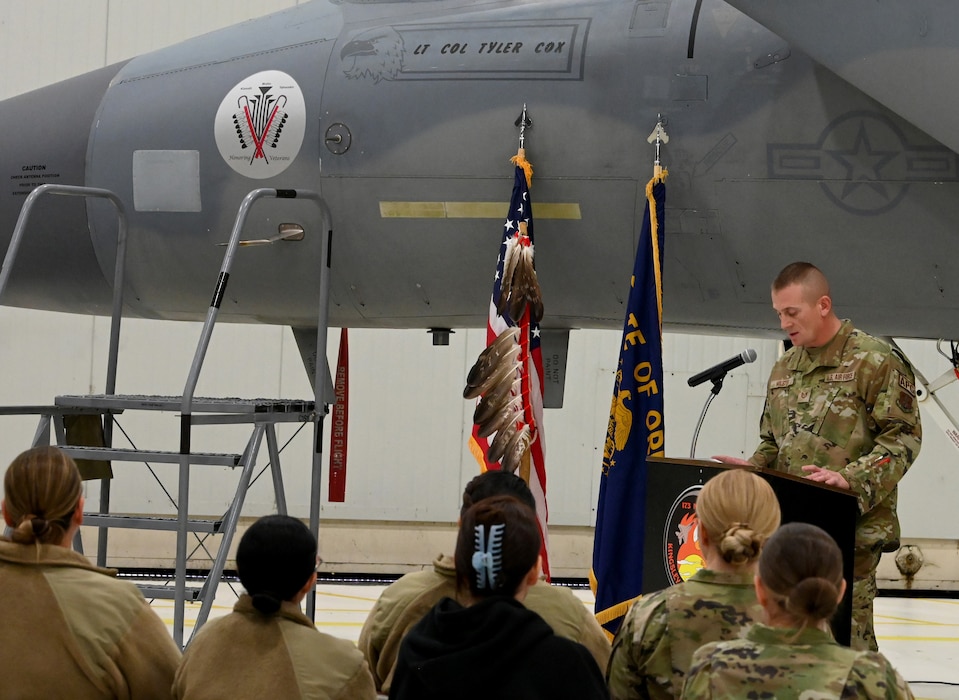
top-left (1, 1), bottom-right (957, 580)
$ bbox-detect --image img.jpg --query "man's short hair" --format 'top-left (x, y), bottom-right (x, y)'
top-left (461, 470), bottom-right (535, 516)
top-left (772, 261), bottom-right (830, 299)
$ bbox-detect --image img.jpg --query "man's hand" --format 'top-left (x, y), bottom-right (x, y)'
top-left (801, 465), bottom-right (850, 489)
top-left (711, 455), bottom-right (751, 465)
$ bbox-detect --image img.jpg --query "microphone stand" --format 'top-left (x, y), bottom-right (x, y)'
top-left (689, 374), bottom-right (726, 458)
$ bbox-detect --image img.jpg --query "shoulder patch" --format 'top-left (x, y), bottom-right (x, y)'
top-left (898, 372), bottom-right (916, 396)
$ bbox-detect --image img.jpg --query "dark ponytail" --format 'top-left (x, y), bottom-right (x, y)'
top-left (454, 495), bottom-right (540, 599)
top-left (236, 515), bottom-right (316, 615)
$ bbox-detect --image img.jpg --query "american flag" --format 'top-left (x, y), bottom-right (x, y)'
top-left (469, 159), bottom-right (550, 579)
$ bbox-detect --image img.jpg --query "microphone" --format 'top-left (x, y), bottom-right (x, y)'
top-left (687, 348), bottom-right (757, 387)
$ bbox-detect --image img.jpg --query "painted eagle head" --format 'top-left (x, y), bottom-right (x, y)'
top-left (340, 27), bottom-right (405, 83)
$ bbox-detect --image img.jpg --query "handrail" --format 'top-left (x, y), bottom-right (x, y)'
top-left (173, 187), bottom-right (332, 644)
top-left (178, 188), bottom-right (331, 418)
top-left (0, 184), bottom-right (129, 399)
top-left (0, 183), bottom-right (130, 569)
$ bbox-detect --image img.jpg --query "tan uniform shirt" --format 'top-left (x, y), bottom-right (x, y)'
top-left (358, 554), bottom-right (611, 693)
top-left (0, 539), bottom-right (181, 699)
top-left (174, 595), bottom-right (376, 700)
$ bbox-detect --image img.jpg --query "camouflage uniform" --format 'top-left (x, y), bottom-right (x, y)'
top-left (607, 568), bottom-right (761, 700)
top-left (749, 320), bottom-right (922, 651)
top-left (682, 622), bottom-right (915, 699)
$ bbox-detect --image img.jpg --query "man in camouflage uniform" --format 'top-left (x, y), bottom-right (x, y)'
top-left (718, 262), bottom-right (921, 651)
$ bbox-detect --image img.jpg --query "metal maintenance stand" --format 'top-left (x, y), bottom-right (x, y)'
top-left (0, 186), bottom-right (333, 647)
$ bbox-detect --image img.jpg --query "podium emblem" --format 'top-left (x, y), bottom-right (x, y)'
top-left (663, 484), bottom-right (704, 585)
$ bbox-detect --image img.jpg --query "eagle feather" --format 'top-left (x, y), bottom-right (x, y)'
top-left (500, 424), bottom-right (532, 473)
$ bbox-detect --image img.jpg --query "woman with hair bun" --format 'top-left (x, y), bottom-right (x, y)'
top-left (0, 446), bottom-right (181, 698)
top-left (608, 468), bottom-right (782, 700)
top-left (682, 522), bottom-right (913, 699)
top-left (174, 514), bottom-right (376, 699)
top-left (389, 494), bottom-right (609, 699)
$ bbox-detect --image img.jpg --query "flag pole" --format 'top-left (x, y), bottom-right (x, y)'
top-left (592, 116), bottom-right (669, 634)
top-left (512, 104), bottom-right (535, 441)
top-left (517, 103), bottom-right (530, 153)
top-left (646, 116), bottom-right (668, 331)
top-left (512, 104), bottom-right (533, 185)
top-left (647, 114), bottom-right (669, 179)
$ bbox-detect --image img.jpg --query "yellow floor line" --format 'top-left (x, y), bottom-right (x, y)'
top-left (878, 615), bottom-right (957, 627)
top-left (318, 590), bottom-right (383, 603)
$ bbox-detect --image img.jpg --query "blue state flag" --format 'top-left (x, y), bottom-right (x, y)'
top-left (591, 172), bottom-right (666, 637)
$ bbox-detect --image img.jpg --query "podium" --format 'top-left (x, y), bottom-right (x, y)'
top-left (644, 457), bottom-right (858, 646)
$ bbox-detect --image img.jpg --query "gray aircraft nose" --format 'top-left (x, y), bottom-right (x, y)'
top-left (0, 63), bottom-right (126, 315)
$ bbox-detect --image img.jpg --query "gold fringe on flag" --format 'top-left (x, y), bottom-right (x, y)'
top-left (645, 168), bottom-right (668, 338)
top-left (588, 564), bottom-right (644, 642)
top-left (511, 148), bottom-right (533, 188)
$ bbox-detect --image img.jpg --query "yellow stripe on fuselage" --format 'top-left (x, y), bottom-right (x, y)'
top-left (379, 201), bottom-right (581, 219)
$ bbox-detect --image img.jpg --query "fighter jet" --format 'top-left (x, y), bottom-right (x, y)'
top-left (2, 0), bottom-right (958, 353)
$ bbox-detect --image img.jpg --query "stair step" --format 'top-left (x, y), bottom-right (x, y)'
top-left (0, 405), bottom-right (120, 416)
top-left (83, 514), bottom-right (223, 533)
top-left (137, 585), bottom-right (204, 601)
top-left (55, 394), bottom-right (315, 414)
top-left (60, 445), bottom-right (240, 466)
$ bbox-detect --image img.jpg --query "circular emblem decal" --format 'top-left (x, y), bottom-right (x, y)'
top-left (663, 485), bottom-right (704, 585)
top-left (215, 70), bottom-right (305, 179)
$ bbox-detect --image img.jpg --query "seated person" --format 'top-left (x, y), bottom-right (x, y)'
top-left (389, 494), bottom-right (609, 699)
top-left (0, 446), bottom-right (181, 698)
top-left (607, 468), bottom-right (782, 699)
top-left (359, 470), bottom-right (610, 693)
top-left (174, 514), bottom-right (376, 699)
top-left (683, 522), bottom-right (914, 699)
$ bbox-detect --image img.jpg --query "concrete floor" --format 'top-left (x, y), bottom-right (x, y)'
top-left (145, 581), bottom-right (959, 699)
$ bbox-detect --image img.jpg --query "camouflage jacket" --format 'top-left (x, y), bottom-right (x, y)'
top-left (749, 320), bottom-right (921, 549)
top-left (607, 568), bottom-right (761, 700)
top-left (682, 622), bottom-right (914, 699)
